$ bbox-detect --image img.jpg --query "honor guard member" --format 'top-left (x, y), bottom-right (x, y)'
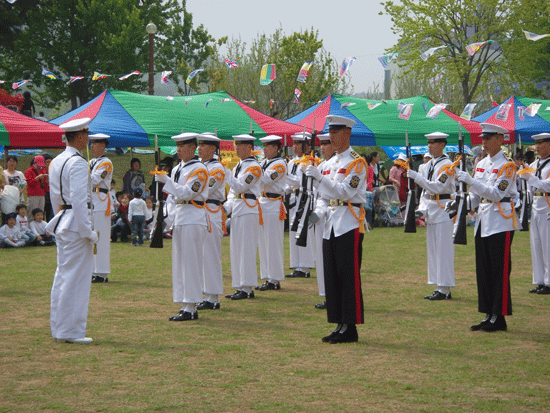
top-left (47, 117), bottom-right (97, 344)
top-left (285, 131), bottom-right (315, 278)
top-left (305, 115), bottom-right (367, 344)
top-left (257, 135), bottom-right (287, 291)
top-left (457, 123), bottom-right (519, 332)
top-left (313, 133), bottom-right (336, 309)
top-left (88, 133), bottom-right (113, 283)
top-left (518, 132), bottom-right (550, 295)
top-left (407, 133), bottom-right (456, 300)
top-left (155, 133), bottom-right (209, 321)
top-left (196, 133), bottom-right (226, 310)
top-left (224, 134), bottom-right (262, 300)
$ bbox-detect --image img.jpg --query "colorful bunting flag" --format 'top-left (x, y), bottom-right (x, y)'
top-left (161, 70), bottom-right (172, 84)
top-left (12, 79), bottom-right (31, 89)
top-left (260, 64), bottom-right (276, 85)
top-left (92, 72), bottom-right (109, 81)
top-left (224, 59), bottom-right (239, 68)
top-left (367, 102), bottom-right (382, 110)
top-left (66, 76), bottom-right (84, 85)
top-left (186, 68), bottom-right (204, 85)
top-left (420, 46), bottom-right (446, 61)
top-left (378, 53), bottom-right (398, 69)
top-left (398, 103), bottom-right (414, 120)
top-left (517, 106), bottom-right (526, 121)
top-left (495, 103), bottom-right (512, 121)
top-left (205, 99), bottom-right (213, 107)
top-left (466, 41), bottom-right (488, 56)
top-left (244, 100), bottom-right (256, 104)
top-left (522, 29), bottom-right (550, 41)
top-left (220, 98), bottom-right (232, 103)
top-left (340, 102), bottom-right (356, 109)
top-left (490, 95), bottom-right (499, 107)
top-left (119, 71), bottom-right (141, 81)
top-left (296, 61), bottom-right (313, 83)
top-left (0, 80), bottom-right (4, 84)
top-left (460, 103), bottom-right (477, 120)
top-left (294, 89), bottom-right (301, 104)
top-left (339, 57), bottom-right (356, 76)
top-left (41, 68), bottom-right (58, 80)
top-left (185, 98), bottom-right (192, 105)
top-left (422, 103), bottom-right (428, 113)
top-left (269, 99), bottom-right (277, 109)
top-left (426, 103), bottom-right (447, 119)
top-left (525, 103), bottom-right (542, 117)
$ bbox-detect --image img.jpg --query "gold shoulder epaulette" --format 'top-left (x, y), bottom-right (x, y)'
top-left (350, 151), bottom-right (360, 159)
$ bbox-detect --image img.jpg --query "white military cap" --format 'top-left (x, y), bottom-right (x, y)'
top-left (59, 117), bottom-right (91, 132)
top-left (318, 133), bottom-right (331, 142)
top-left (532, 132), bottom-right (550, 141)
top-left (259, 135), bottom-right (282, 144)
top-left (425, 132), bottom-right (449, 140)
top-left (424, 152), bottom-right (433, 159)
top-left (88, 133), bottom-right (110, 140)
top-left (172, 132), bottom-right (198, 143)
top-left (291, 131), bottom-right (312, 140)
top-left (395, 153), bottom-right (407, 162)
top-left (232, 134), bottom-right (256, 142)
top-left (326, 115), bottom-right (356, 129)
top-left (197, 133), bottom-right (220, 144)
top-left (480, 122), bottom-right (508, 137)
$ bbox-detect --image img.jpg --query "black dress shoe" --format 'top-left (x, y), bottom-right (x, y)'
top-left (230, 290), bottom-right (255, 300)
top-left (428, 291), bottom-right (451, 300)
top-left (91, 275), bottom-right (108, 283)
top-left (196, 301), bottom-right (220, 310)
top-left (424, 290), bottom-right (438, 299)
top-left (258, 281), bottom-right (281, 291)
top-left (536, 286), bottom-right (550, 295)
top-left (170, 311), bottom-right (199, 321)
top-left (470, 314), bottom-right (491, 331)
top-left (529, 285), bottom-right (544, 293)
top-left (285, 270), bottom-right (299, 278)
top-left (330, 324), bottom-right (358, 344)
top-left (315, 301), bottom-right (327, 309)
top-left (225, 291), bottom-right (239, 298)
top-left (322, 324), bottom-right (342, 342)
top-left (481, 315), bottom-right (507, 332)
top-left (169, 310), bottom-right (184, 321)
top-left (285, 270), bottom-right (310, 278)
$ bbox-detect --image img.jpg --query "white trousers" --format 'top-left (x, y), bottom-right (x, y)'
top-left (315, 218), bottom-right (326, 297)
top-left (230, 214), bottom-right (259, 288)
top-left (51, 231), bottom-right (93, 339)
top-left (202, 212), bottom-right (223, 295)
top-left (426, 220), bottom-right (455, 288)
top-left (289, 229), bottom-right (315, 269)
top-left (259, 213), bottom-right (284, 282)
top-left (172, 224), bottom-right (206, 304)
top-left (93, 210), bottom-right (111, 275)
top-left (530, 212), bottom-right (550, 286)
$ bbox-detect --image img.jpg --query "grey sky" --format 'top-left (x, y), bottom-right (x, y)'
top-left (186, 0), bottom-right (400, 95)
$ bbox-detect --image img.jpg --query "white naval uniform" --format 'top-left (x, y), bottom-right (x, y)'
top-left (412, 155), bottom-right (456, 289)
top-left (163, 157), bottom-right (209, 306)
top-left (526, 157), bottom-right (550, 287)
top-left (259, 156), bottom-right (287, 283)
top-left (46, 146), bottom-right (95, 340)
top-left (286, 157), bottom-right (315, 270)
top-left (89, 155), bottom-right (113, 277)
top-left (225, 157), bottom-right (262, 290)
top-left (202, 158), bottom-right (226, 297)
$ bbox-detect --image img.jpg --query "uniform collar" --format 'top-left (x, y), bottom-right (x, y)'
top-left (489, 150), bottom-right (505, 163)
top-left (336, 147), bottom-right (352, 161)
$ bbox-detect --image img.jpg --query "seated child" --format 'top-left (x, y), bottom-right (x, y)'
top-left (15, 204), bottom-right (37, 244)
top-left (0, 213), bottom-right (26, 248)
top-left (29, 208), bottom-right (55, 246)
top-left (111, 192), bottom-right (131, 242)
top-left (129, 187), bottom-right (147, 246)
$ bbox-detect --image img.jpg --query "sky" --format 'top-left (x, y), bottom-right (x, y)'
top-left (186, 0), bottom-right (400, 95)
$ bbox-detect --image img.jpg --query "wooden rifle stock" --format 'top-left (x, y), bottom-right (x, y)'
top-left (453, 127), bottom-right (468, 245)
top-left (403, 133), bottom-right (417, 233)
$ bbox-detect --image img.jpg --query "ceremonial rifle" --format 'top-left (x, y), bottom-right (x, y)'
top-left (150, 135), bottom-right (167, 248)
top-left (290, 124), bottom-right (309, 232)
top-left (86, 145), bottom-right (97, 254)
top-left (453, 126), bottom-right (468, 245)
top-left (518, 134), bottom-right (530, 231)
top-left (296, 119), bottom-right (317, 247)
top-left (403, 132), bottom-right (417, 233)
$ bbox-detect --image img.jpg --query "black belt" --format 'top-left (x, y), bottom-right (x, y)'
top-left (94, 187), bottom-right (109, 194)
top-left (235, 193), bottom-right (257, 200)
top-left (61, 204), bottom-right (72, 210)
top-left (428, 194), bottom-right (451, 201)
top-left (481, 197), bottom-right (511, 203)
top-left (534, 192), bottom-right (549, 197)
top-left (262, 192), bottom-right (282, 198)
top-left (328, 199), bottom-right (362, 208)
top-left (206, 199), bottom-right (222, 206)
top-left (176, 200), bottom-right (205, 205)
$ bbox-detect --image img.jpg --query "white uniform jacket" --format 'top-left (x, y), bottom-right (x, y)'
top-left (46, 146), bottom-right (94, 238)
top-left (162, 157), bottom-right (209, 227)
top-left (527, 157), bottom-right (550, 214)
top-left (413, 155), bottom-right (455, 224)
top-left (470, 150), bottom-right (519, 237)
top-left (203, 158), bottom-right (227, 204)
top-left (285, 157), bottom-right (304, 218)
top-left (259, 156), bottom-right (287, 215)
top-left (225, 157), bottom-right (262, 217)
top-left (89, 155), bottom-right (113, 213)
top-left (315, 148), bottom-right (367, 238)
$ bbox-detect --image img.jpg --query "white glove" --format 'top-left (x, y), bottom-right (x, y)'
top-left (445, 200), bottom-right (458, 213)
top-left (518, 172), bottom-right (533, 181)
top-left (308, 212), bottom-right (320, 228)
top-left (305, 165), bottom-right (323, 182)
top-left (456, 170), bottom-right (474, 185)
top-left (224, 168), bottom-right (235, 186)
top-left (88, 230), bottom-right (99, 244)
top-left (155, 173), bottom-right (169, 184)
top-left (407, 169), bottom-right (418, 180)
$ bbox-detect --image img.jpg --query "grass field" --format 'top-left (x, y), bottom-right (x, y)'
top-left (1, 223), bottom-right (550, 412)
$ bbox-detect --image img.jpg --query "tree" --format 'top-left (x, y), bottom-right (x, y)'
top-left (0, 0), bottom-right (217, 109)
top-left (207, 28), bottom-right (349, 119)
top-left (380, 0), bottom-right (550, 107)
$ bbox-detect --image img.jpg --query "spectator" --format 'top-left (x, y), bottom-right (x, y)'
top-left (389, 154), bottom-right (408, 209)
top-left (3, 155), bottom-right (26, 202)
top-left (367, 151), bottom-right (381, 191)
top-left (43, 154), bottom-right (54, 221)
top-left (128, 187), bottom-right (147, 246)
top-left (122, 157), bottom-right (145, 198)
top-left (36, 111), bottom-right (48, 122)
top-left (0, 213), bottom-right (26, 248)
top-left (25, 155), bottom-right (47, 221)
top-left (29, 207), bottom-right (55, 246)
top-left (15, 204), bottom-right (37, 244)
top-left (111, 192), bottom-right (131, 242)
top-left (21, 91), bottom-right (35, 118)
